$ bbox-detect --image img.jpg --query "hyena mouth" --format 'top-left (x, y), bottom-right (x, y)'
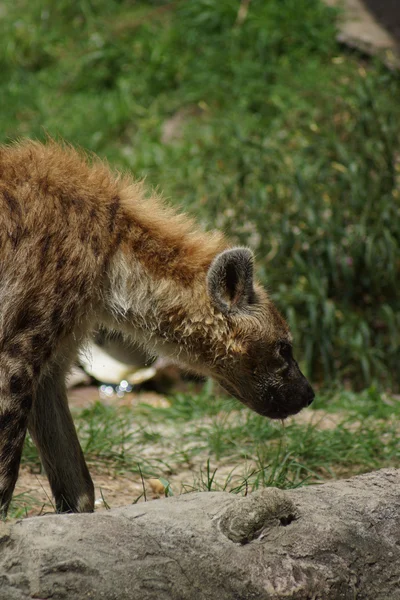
top-left (220, 379), bottom-right (314, 420)
top-left (259, 384), bottom-right (315, 420)
top-left (248, 400), bottom-right (297, 420)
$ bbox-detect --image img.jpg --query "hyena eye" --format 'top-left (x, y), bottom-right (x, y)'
top-left (278, 342), bottom-right (292, 362)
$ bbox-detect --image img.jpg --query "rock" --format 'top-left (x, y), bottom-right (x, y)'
top-left (323, 0), bottom-right (400, 69)
top-left (1, 469), bottom-right (400, 599)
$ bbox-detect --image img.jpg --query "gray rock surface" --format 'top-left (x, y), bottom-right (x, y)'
top-left (324, 0), bottom-right (400, 68)
top-left (1, 469), bottom-right (400, 599)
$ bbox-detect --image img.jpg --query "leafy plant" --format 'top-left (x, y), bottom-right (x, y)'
top-left (0, 0), bottom-right (399, 387)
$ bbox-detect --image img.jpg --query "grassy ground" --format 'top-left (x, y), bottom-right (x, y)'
top-left (10, 385), bottom-right (400, 518)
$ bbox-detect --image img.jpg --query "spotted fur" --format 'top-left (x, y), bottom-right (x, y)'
top-left (0, 140), bottom-right (314, 517)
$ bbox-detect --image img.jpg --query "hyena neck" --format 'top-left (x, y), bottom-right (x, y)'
top-left (103, 250), bottom-right (228, 371)
top-left (102, 193), bottom-right (230, 370)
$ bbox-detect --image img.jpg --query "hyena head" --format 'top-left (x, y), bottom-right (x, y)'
top-left (205, 247), bottom-right (314, 420)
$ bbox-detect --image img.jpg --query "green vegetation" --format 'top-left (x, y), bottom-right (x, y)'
top-left (3, 0), bottom-right (400, 517)
top-left (1, 0), bottom-right (399, 386)
top-left (10, 386), bottom-right (399, 516)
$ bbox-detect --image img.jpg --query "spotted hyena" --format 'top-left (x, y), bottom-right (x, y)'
top-left (0, 140), bottom-right (314, 517)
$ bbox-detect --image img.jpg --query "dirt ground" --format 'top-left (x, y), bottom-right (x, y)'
top-left (12, 386), bottom-right (257, 516)
top-left (13, 388), bottom-right (171, 516)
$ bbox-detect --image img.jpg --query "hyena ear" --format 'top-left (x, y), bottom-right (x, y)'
top-left (207, 247), bottom-right (255, 315)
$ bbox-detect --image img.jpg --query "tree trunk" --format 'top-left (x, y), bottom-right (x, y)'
top-left (1, 469), bottom-right (400, 599)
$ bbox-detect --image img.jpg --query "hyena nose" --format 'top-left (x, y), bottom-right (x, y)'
top-left (306, 387), bottom-right (315, 406)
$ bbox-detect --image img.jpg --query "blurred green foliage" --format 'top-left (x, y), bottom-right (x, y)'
top-left (1, 0), bottom-right (399, 388)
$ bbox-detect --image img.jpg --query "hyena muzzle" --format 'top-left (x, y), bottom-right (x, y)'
top-left (0, 140), bottom-right (314, 517)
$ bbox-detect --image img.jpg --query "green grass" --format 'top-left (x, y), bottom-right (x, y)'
top-left (1, 0), bottom-right (399, 387)
top-left (13, 386), bottom-right (398, 518)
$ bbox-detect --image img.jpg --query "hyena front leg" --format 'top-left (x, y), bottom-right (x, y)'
top-left (28, 364), bottom-right (94, 513)
top-left (0, 365), bottom-right (34, 519)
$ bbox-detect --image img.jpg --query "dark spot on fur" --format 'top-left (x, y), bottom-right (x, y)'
top-left (8, 229), bottom-right (22, 249)
top-left (71, 197), bottom-right (84, 210)
top-left (58, 193), bottom-right (70, 220)
top-left (31, 332), bottom-right (52, 373)
top-left (3, 191), bottom-right (24, 249)
top-left (57, 256), bottom-right (67, 270)
top-left (31, 332), bottom-right (45, 349)
top-left (0, 410), bottom-right (19, 430)
top-left (10, 373), bottom-right (31, 396)
top-left (33, 362), bottom-right (41, 376)
top-left (14, 305), bottom-right (43, 333)
top-left (21, 395), bottom-right (32, 412)
top-left (39, 176), bottom-right (49, 195)
top-left (7, 342), bottom-right (24, 358)
top-left (41, 233), bottom-right (52, 264)
top-left (91, 234), bottom-right (101, 258)
top-left (43, 347), bottom-right (52, 361)
top-left (113, 228), bottom-right (124, 250)
top-left (107, 196), bottom-right (120, 233)
top-left (3, 191), bottom-right (21, 218)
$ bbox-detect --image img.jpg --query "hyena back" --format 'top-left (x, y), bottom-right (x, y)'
top-left (0, 140), bottom-right (314, 517)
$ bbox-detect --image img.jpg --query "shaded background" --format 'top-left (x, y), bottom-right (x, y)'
top-left (1, 0), bottom-right (399, 390)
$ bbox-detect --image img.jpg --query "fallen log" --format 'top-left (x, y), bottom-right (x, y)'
top-left (1, 469), bottom-right (399, 599)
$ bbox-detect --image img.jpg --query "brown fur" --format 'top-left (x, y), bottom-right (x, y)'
top-left (0, 140), bottom-right (314, 517)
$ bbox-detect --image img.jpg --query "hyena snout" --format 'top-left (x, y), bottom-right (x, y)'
top-left (255, 356), bottom-right (315, 420)
top-left (246, 367), bottom-right (314, 420)
top-left (284, 365), bottom-right (315, 411)
top-left (220, 370), bottom-right (314, 421)
top-left (217, 352), bottom-right (315, 420)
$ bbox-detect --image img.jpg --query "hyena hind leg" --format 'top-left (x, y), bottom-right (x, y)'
top-left (0, 366), bottom-right (34, 519)
top-left (28, 364), bottom-right (94, 513)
